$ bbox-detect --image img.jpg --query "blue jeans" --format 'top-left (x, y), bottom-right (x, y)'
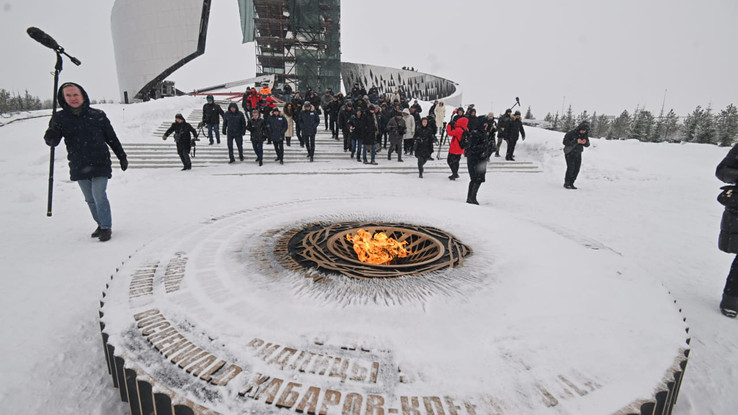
top-left (78, 177), bottom-right (111, 229)
top-left (206, 123), bottom-right (220, 144)
top-left (351, 138), bottom-right (362, 160)
top-left (362, 143), bottom-right (376, 162)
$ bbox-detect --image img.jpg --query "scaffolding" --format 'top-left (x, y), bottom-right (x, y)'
top-left (251, 0), bottom-right (340, 94)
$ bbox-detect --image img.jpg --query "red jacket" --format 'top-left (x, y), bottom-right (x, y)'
top-left (446, 117), bottom-right (467, 155)
top-left (247, 91), bottom-right (262, 109)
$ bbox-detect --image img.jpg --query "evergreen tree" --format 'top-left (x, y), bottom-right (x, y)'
top-left (609, 110), bottom-right (631, 139)
top-left (544, 112), bottom-right (553, 122)
top-left (629, 109), bottom-right (655, 141)
top-left (716, 104), bottom-right (738, 147)
top-left (524, 106), bottom-right (534, 119)
top-left (595, 114), bottom-right (610, 139)
top-left (552, 112), bottom-right (560, 131)
top-left (589, 111), bottom-right (598, 136)
top-left (662, 110), bottom-right (680, 142)
top-left (682, 106), bottom-right (703, 142)
top-left (650, 109), bottom-right (680, 142)
top-left (560, 105), bottom-right (575, 132)
top-left (693, 106), bottom-right (716, 144)
top-left (575, 110), bottom-right (590, 127)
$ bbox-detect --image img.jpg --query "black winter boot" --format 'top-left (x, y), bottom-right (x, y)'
top-left (466, 182), bottom-right (479, 205)
top-left (91, 226), bottom-right (101, 238)
top-left (720, 294), bottom-right (738, 318)
top-left (98, 228), bottom-right (112, 242)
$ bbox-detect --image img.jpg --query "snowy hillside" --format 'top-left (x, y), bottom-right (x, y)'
top-left (0, 97), bottom-right (735, 414)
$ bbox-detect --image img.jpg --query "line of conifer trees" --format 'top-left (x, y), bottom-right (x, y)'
top-left (541, 104), bottom-right (738, 146)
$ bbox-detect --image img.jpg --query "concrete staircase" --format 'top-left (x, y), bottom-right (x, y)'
top-left (120, 105), bottom-right (542, 175)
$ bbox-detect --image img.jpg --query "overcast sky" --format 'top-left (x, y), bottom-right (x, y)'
top-left (2, 0), bottom-right (736, 117)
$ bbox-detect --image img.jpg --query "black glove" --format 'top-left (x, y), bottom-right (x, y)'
top-left (222, 128), bottom-right (227, 135)
top-left (119, 157), bottom-right (128, 171)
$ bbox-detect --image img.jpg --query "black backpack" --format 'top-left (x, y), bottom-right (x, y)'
top-left (459, 129), bottom-right (470, 149)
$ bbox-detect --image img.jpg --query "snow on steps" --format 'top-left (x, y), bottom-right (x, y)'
top-left (124, 104), bottom-right (543, 174)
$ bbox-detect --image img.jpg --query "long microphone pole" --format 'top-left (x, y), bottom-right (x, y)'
top-left (27, 27), bottom-right (81, 217)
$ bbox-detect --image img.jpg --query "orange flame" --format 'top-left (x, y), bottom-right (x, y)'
top-left (346, 229), bottom-right (410, 265)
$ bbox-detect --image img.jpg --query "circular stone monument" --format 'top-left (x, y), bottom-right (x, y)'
top-left (99, 197), bottom-right (689, 415)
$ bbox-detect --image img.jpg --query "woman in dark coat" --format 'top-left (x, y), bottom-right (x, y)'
top-left (222, 103), bottom-right (247, 163)
top-left (716, 144), bottom-right (738, 317)
top-left (163, 113), bottom-right (198, 171)
top-left (414, 118), bottom-right (435, 178)
top-left (465, 109), bottom-right (494, 205)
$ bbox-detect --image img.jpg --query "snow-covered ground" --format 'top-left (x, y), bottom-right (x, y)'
top-left (0, 97), bottom-right (735, 414)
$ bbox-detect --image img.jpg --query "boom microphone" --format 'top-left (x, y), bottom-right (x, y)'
top-left (27, 27), bottom-right (60, 51)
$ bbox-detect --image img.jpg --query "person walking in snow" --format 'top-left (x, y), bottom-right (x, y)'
top-left (562, 121), bottom-right (590, 189)
top-left (162, 113), bottom-right (198, 171)
top-left (446, 116), bottom-right (467, 180)
top-left (283, 102), bottom-right (296, 147)
top-left (298, 102), bottom-right (320, 162)
top-left (434, 101), bottom-right (447, 134)
top-left (414, 118), bottom-right (435, 178)
top-left (44, 82), bottom-right (128, 242)
top-left (348, 108), bottom-right (365, 162)
top-left (465, 108), bottom-right (494, 204)
top-left (402, 109), bottom-right (415, 156)
top-left (267, 108), bottom-right (288, 164)
top-left (715, 144), bottom-right (738, 317)
top-left (338, 101), bottom-right (355, 152)
top-left (202, 95), bottom-right (224, 145)
top-left (363, 106), bottom-right (381, 164)
top-left (495, 108), bottom-right (512, 157)
top-left (246, 109), bottom-right (267, 166)
top-left (386, 112), bottom-right (406, 162)
top-left (505, 110), bottom-right (525, 161)
top-left (222, 103), bottom-right (247, 163)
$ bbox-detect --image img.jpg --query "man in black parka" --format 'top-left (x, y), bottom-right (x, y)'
top-left (562, 121), bottom-right (591, 189)
top-left (163, 113), bottom-right (198, 170)
top-left (202, 95), bottom-right (224, 145)
top-left (505, 110), bottom-right (526, 161)
top-left (44, 82), bottom-right (128, 242)
top-left (298, 102), bottom-right (320, 162)
top-left (222, 103), bottom-right (247, 163)
top-left (716, 144), bottom-right (738, 317)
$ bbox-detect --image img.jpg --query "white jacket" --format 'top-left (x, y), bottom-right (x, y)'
top-left (434, 101), bottom-right (447, 125)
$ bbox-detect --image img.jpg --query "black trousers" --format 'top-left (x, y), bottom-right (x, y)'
top-left (564, 151), bottom-right (582, 185)
top-left (304, 134), bottom-right (316, 157)
top-left (273, 140), bottom-right (284, 161)
top-left (329, 114), bottom-right (338, 137)
top-left (447, 153), bottom-right (461, 177)
top-left (227, 135), bottom-right (244, 161)
top-left (417, 155), bottom-right (429, 174)
top-left (342, 129), bottom-right (351, 150)
top-left (467, 154), bottom-right (487, 183)
top-left (176, 140), bottom-right (191, 169)
top-left (725, 255), bottom-right (738, 295)
top-left (388, 142), bottom-right (402, 160)
top-left (506, 137), bottom-right (518, 159)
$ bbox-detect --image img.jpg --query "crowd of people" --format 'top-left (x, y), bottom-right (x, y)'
top-left (185, 84), bottom-right (573, 204)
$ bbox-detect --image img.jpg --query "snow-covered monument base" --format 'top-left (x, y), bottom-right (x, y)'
top-left (100, 197), bottom-right (689, 415)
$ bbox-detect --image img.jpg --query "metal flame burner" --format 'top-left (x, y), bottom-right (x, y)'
top-left (276, 222), bottom-right (472, 279)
